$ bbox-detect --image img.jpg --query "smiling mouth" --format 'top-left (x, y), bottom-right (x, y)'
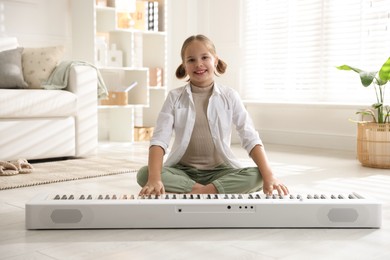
top-left (194, 70), bottom-right (207, 75)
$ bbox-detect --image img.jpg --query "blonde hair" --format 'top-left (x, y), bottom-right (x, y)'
top-left (175, 34), bottom-right (227, 79)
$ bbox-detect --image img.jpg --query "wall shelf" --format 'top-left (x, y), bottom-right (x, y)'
top-left (71, 0), bottom-right (167, 142)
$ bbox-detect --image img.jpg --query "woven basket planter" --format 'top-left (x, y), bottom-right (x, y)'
top-left (357, 122), bottom-right (390, 168)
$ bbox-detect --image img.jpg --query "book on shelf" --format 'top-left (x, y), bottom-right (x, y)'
top-left (148, 1), bottom-right (158, 31)
top-left (132, 1), bottom-right (159, 32)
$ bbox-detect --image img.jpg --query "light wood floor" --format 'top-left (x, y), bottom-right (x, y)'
top-left (0, 142), bottom-right (389, 260)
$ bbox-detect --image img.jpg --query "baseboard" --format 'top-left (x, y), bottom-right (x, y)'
top-left (257, 129), bottom-right (357, 152)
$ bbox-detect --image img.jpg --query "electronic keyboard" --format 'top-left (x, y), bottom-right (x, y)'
top-left (25, 193), bottom-right (382, 229)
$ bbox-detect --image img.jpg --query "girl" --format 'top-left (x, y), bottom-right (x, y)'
top-left (137, 34), bottom-right (289, 196)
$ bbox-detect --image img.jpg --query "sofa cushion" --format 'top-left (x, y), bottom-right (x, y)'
top-left (22, 46), bottom-right (64, 89)
top-left (0, 48), bottom-right (29, 89)
top-left (0, 117), bottom-right (76, 161)
top-left (0, 89), bottom-right (77, 118)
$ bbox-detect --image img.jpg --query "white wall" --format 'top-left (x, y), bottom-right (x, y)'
top-left (246, 102), bottom-right (369, 152)
top-left (1, 0), bottom-right (363, 151)
top-left (167, 0), bottom-right (242, 92)
top-left (0, 0), bottom-right (72, 58)
top-left (167, 0), bottom-right (364, 152)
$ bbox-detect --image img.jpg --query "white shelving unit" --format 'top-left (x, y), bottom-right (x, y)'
top-left (71, 0), bottom-right (167, 142)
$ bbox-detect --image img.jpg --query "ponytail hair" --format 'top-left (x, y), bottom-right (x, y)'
top-left (215, 59), bottom-right (227, 76)
top-left (175, 63), bottom-right (187, 79)
top-left (176, 34), bottom-right (228, 80)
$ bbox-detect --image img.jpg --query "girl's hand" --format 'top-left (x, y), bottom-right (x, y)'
top-left (139, 180), bottom-right (165, 196)
top-left (262, 177), bottom-right (289, 196)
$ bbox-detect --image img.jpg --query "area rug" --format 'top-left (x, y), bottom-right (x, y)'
top-left (0, 157), bottom-right (140, 190)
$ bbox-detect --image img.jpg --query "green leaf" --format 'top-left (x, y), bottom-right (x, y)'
top-left (356, 110), bottom-right (377, 123)
top-left (379, 57), bottom-right (390, 81)
top-left (336, 65), bottom-right (376, 87)
top-left (356, 111), bottom-right (370, 116)
top-left (336, 65), bottom-right (362, 73)
top-left (372, 103), bottom-right (383, 109)
top-left (376, 76), bottom-right (387, 86)
top-left (359, 71), bottom-right (377, 87)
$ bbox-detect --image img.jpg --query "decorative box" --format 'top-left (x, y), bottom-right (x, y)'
top-left (149, 67), bottom-right (163, 87)
top-left (100, 82), bottom-right (137, 106)
top-left (134, 126), bottom-right (154, 141)
top-left (100, 91), bottom-right (128, 106)
top-left (96, 0), bottom-right (107, 7)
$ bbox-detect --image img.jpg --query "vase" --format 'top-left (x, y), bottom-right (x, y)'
top-left (357, 122), bottom-right (390, 168)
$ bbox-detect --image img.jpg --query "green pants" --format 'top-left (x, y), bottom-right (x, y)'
top-left (136, 163), bottom-right (263, 194)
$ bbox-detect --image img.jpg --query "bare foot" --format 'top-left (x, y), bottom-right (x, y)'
top-left (190, 183), bottom-right (217, 194)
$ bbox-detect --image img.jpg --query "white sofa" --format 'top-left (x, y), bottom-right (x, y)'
top-left (0, 38), bottom-right (98, 161)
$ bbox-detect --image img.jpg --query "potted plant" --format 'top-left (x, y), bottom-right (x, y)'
top-left (337, 57), bottom-right (390, 168)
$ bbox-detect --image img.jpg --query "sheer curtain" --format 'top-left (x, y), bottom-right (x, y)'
top-left (242, 0), bottom-right (390, 103)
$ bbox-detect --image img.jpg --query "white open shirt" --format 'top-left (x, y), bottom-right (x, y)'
top-left (150, 82), bottom-right (263, 168)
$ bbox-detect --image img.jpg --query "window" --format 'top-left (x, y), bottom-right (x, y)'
top-left (242, 0), bottom-right (390, 104)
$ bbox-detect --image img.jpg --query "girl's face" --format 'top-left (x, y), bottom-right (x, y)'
top-left (183, 40), bottom-right (218, 87)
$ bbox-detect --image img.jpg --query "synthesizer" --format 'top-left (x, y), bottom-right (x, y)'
top-left (25, 193), bottom-right (382, 229)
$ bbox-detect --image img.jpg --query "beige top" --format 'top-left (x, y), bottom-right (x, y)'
top-left (179, 84), bottom-right (224, 169)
